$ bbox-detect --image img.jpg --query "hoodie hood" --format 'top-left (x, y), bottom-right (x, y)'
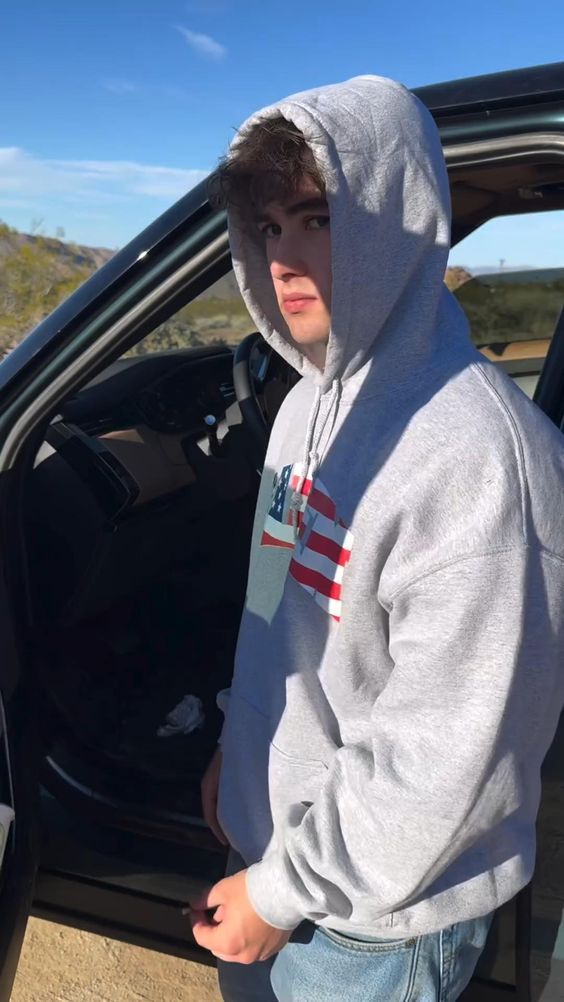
top-left (227, 75), bottom-right (463, 395)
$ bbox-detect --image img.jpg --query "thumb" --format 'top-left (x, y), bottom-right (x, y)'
top-left (187, 903), bottom-right (226, 926)
top-left (187, 879), bottom-right (226, 912)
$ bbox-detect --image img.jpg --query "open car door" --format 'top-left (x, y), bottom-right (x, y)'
top-left (0, 472), bottom-right (40, 1001)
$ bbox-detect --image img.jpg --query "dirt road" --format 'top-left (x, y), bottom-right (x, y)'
top-left (11, 917), bottom-right (222, 1002)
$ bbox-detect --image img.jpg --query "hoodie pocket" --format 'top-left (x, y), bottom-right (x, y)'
top-left (217, 688), bottom-right (330, 856)
top-left (268, 741), bottom-right (328, 832)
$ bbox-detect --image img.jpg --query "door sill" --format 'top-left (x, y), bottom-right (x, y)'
top-left (42, 752), bottom-right (223, 853)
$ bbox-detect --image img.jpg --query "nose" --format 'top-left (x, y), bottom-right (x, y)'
top-left (269, 241), bottom-right (306, 282)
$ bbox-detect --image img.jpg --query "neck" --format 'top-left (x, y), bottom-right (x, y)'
top-left (304, 341), bottom-right (327, 371)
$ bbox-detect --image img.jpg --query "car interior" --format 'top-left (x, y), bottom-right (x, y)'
top-left (21, 150), bottom-right (564, 838)
top-left (449, 160), bottom-right (564, 244)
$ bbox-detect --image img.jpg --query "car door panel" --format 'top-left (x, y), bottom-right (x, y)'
top-left (34, 788), bottom-right (225, 961)
top-left (0, 554), bottom-right (40, 1002)
top-left (33, 871), bottom-right (214, 967)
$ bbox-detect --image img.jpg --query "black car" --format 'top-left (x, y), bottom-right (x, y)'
top-left (1, 62), bottom-right (564, 1002)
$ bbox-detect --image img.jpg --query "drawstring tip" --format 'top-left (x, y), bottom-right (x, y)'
top-left (290, 490), bottom-right (302, 510)
top-left (289, 490), bottom-right (302, 529)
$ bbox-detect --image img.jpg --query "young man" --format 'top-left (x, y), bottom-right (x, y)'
top-left (190, 77), bottom-right (564, 1001)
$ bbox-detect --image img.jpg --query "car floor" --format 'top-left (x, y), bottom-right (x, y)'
top-left (40, 572), bottom-right (243, 804)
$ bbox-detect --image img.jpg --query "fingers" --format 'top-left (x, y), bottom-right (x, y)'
top-left (187, 878), bottom-right (227, 913)
top-left (190, 912), bottom-right (216, 950)
top-left (204, 878), bottom-right (228, 910)
top-left (190, 908), bottom-right (218, 931)
top-left (187, 891), bottom-right (213, 912)
top-left (190, 910), bottom-right (236, 955)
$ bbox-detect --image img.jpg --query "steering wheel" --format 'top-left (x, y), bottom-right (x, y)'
top-left (233, 332), bottom-right (299, 466)
top-left (233, 332), bottom-right (272, 454)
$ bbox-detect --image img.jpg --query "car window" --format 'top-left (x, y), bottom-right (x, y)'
top-left (124, 271), bottom-right (255, 357)
top-left (448, 211), bottom-right (564, 398)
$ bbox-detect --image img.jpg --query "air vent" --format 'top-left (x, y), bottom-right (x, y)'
top-left (219, 380), bottom-right (236, 404)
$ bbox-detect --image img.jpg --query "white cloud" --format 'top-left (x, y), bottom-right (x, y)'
top-left (0, 147), bottom-right (208, 204)
top-left (102, 79), bottom-right (191, 101)
top-left (176, 25), bottom-right (226, 59)
top-left (0, 147), bottom-right (211, 246)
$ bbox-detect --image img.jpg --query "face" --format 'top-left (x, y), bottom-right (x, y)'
top-left (256, 179), bottom-right (332, 369)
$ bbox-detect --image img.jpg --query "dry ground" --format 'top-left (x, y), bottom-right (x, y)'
top-left (11, 917), bottom-right (222, 1002)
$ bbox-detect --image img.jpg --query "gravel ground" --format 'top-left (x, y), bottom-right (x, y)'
top-left (11, 918), bottom-right (222, 1002)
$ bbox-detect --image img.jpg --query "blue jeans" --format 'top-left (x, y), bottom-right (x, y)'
top-left (218, 852), bottom-right (493, 1002)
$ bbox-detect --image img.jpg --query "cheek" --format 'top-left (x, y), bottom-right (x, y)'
top-left (315, 235), bottom-right (332, 306)
top-left (266, 246), bottom-right (284, 292)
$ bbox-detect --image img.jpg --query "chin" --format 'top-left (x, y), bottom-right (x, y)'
top-left (288, 327), bottom-right (330, 348)
top-left (288, 331), bottom-right (328, 370)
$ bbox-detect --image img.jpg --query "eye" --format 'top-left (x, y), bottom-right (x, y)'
top-left (306, 215), bottom-right (330, 231)
top-left (259, 222), bottom-right (281, 238)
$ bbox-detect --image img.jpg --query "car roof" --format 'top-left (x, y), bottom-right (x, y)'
top-left (414, 61), bottom-right (564, 116)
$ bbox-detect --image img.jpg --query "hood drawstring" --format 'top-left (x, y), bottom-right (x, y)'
top-left (290, 387), bottom-right (320, 525)
top-left (320, 378), bottom-right (342, 467)
top-left (290, 379), bottom-right (342, 527)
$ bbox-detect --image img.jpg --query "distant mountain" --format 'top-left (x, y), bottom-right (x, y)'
top-left (472, 267), bottom-right (564, 285)
top-left (0, 227), bottom-right (113, 272)
top-left (461, 265), bottom-right (536, 275)
top-left (0, 222), bottom-right (250, 353)
top-left (0, 221), bottom-right (114, 351)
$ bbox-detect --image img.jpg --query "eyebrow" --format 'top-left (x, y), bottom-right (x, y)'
top-left (255, 196), bottom-right (329, 225)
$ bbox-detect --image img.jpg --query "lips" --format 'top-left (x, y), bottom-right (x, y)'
top-left (282, 294), bottom-right (317, 314)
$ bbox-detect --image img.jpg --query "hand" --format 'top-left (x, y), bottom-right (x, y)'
top-left (201, 746), bottom-right (228, 846)
top-left (188, 869), bottom-right (293, 963)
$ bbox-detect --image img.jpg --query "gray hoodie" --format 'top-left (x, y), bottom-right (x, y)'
top-left (216, 75), bottom-right (564, 938)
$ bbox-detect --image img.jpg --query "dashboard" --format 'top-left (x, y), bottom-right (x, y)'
top-left (61, 346), bottom-right (236, 437)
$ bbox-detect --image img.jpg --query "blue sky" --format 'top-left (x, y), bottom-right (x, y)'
top-left (1, 0), bottom-right (563, 270)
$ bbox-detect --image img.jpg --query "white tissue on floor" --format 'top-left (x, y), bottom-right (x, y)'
top-left (157, 694), bottom-right (205, 738)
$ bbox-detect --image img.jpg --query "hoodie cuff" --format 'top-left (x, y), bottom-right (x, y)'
top-left (245, 856), bottom-right (304, 931)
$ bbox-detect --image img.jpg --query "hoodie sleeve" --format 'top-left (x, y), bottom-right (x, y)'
top-left (245, 546), bottom-right (564, 930)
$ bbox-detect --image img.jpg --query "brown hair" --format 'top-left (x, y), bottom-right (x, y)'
top-left (209, 115), bottom-right (325, 219)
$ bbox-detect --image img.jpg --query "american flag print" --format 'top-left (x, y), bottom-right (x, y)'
top-left (261, 462), bottom-right (354, 622)
top-left (261, 463), bottom-right (299, 549)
